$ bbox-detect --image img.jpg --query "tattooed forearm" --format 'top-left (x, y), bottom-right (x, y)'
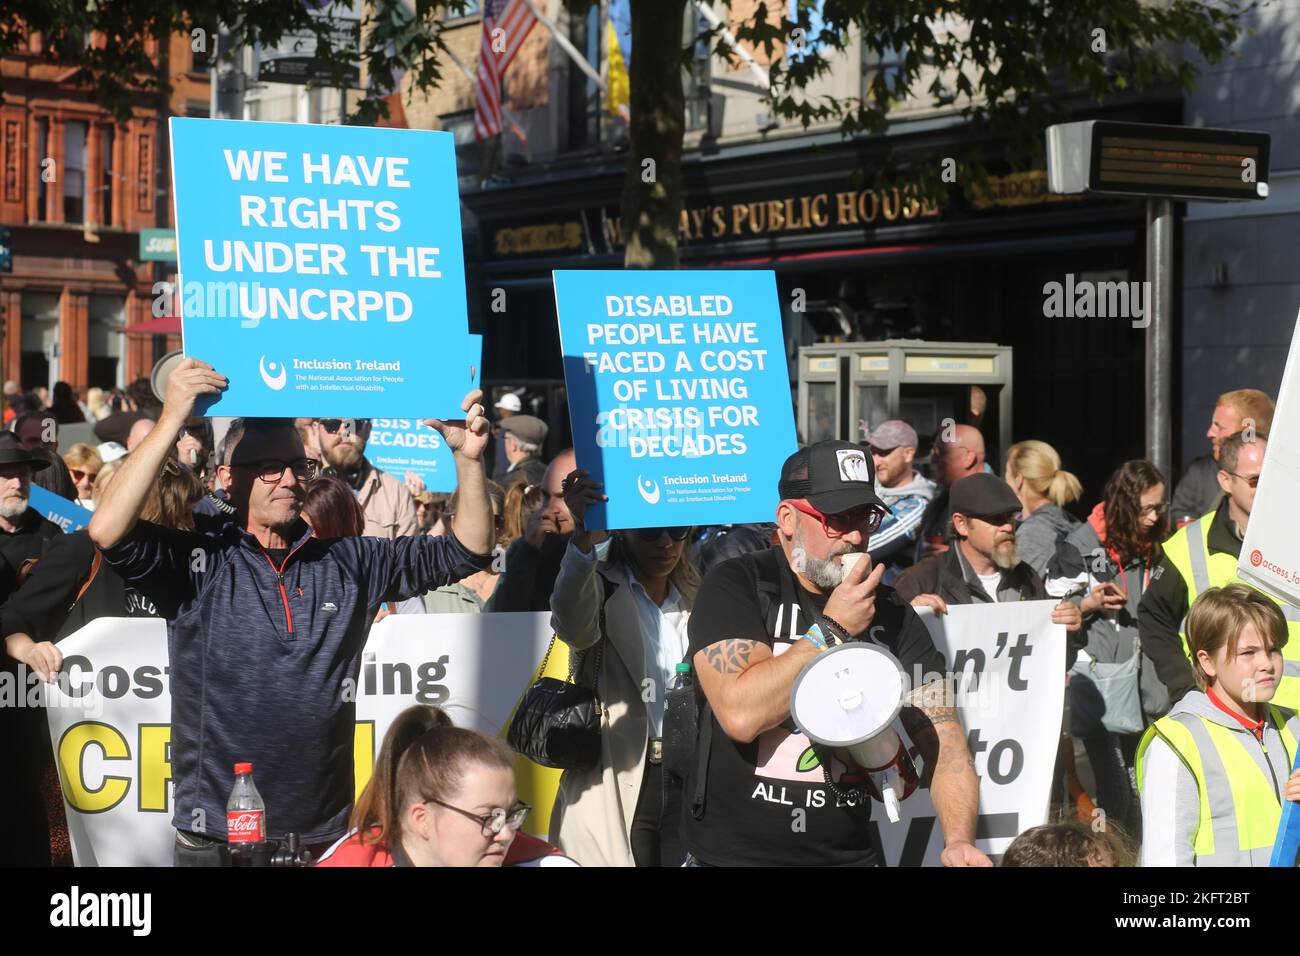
top-left (932, 724), bottom-right (977, 776)
top-left (705, 639), bottom-right (758, 675)
top-left (901, 681), bottom-right (972, 783)
top-left (923, 706), bottom-right (960, 728)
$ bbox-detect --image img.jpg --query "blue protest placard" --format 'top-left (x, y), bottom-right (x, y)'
top-left (170, 117), bottom-right (477, 417)
top-left (367, 420), bottom-right (457, 493)
top-left (1270, 749), bottom-right (1300, 866)
top-left (30, 485), bottom-right (92, 533)
top-left (366, 335), bottom-right (482, 493)
top-left (553, 270), bottom-right (797, 530)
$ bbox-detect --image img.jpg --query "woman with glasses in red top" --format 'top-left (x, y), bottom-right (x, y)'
top-left (316, 705), bottom-right (573, 867)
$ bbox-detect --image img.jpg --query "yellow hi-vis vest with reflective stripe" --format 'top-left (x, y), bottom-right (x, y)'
top-left (1162, 511), bottom-right (1300, 710)
top-left (1136, 706), bottom-right (1300, 866)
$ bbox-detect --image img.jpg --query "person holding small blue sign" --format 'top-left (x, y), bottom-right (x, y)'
top-left (546, 467), bottom-right (699, 867)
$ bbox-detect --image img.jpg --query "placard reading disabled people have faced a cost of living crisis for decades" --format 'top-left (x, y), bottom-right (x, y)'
top-left (554, 270), bottom-right (798, 530)
top-left (169, 118), bottom-right (479, 418)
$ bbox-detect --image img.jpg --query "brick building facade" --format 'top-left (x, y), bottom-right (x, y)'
top-left (0, 31), bottom-right (210, 395)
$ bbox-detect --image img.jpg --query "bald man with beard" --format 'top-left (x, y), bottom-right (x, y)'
top-left (916, 424), bottom-right (986, 561)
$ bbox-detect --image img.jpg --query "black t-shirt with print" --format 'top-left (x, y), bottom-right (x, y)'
top-left (682, 547), bottom-right (946, 867)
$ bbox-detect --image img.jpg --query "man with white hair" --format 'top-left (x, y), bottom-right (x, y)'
top-left (0, 431), bottom-right (63, 865)
top-left (0, 432), bottom-right (61, 594)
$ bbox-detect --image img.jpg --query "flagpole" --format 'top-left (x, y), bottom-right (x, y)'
top-left (692, 0), bottom-right (770, 89)
top-left (518, 0), bottom-right (607, 92)
top-left (442, 42), bottom-right (527, 137)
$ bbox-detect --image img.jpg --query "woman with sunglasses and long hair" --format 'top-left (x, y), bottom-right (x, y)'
top-left (1045, 459), bottom-right (1170, 837)
top-left (546, 467), bottom-right (700, 867)
top-left (316, 704), bottom-right (574, 867)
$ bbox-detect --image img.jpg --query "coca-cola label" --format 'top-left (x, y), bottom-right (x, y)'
top-left (227, 810), bottom-right (265, 843)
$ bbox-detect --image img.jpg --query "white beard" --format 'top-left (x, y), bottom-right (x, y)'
top-left (0, 496), bottom-right (29, 519)
top-left (793, 524), bottom-right (855, 589)
top-left (992, 538), bottom-right (1020, 570)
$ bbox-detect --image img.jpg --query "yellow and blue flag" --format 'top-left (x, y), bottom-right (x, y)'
top-left (606, 0), bottom-right (632, 119)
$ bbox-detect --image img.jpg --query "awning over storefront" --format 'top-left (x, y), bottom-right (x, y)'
top-left (123, 315), bottom-right (181, 335)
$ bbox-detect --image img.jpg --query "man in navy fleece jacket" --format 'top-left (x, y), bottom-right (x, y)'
top-left (89, 358), bottom-right (495, 866)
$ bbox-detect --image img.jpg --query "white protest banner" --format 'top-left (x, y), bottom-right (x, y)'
top-left (1240, 309), bottom-right (1300, 607)
top-left (42, 613), bottom-right (551, 867)
top-left (874, 601), bottom-right (1065, 866)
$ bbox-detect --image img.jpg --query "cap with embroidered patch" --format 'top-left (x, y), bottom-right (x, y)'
top-left (778, 440), bottom-right (887, 515)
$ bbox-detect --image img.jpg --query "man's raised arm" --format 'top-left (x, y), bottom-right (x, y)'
top-left (423, 389), bottom-right (493, 556)
top-left (89, 359), bottom-right (227, 550)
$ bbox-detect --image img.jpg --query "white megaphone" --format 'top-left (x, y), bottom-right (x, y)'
top-left (789, 641), bottom-right (919, 822)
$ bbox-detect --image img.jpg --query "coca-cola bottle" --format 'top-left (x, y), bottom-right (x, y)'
top-left (226, 762), bottom-right (266, 866)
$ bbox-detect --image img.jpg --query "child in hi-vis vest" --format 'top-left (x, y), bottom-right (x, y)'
top-left (1137, 584), bottom-right (1300, 866)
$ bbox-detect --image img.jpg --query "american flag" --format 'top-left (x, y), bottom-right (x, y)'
top-left (474, 0), bottom-right (539, 141)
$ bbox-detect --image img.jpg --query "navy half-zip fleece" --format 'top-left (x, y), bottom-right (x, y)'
top-left (102, 518), bottom-right (490, 844)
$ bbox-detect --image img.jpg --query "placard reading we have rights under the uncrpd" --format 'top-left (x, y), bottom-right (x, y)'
top-left (170, 118), bottom-right (478, 417)
top-left (554, 270), bottom-right (798, 530)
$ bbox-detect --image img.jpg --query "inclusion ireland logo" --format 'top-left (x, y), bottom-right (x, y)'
top-left (636, 476), bottom-right (661, 505)
top-left (259, 356), bottom-right (287, 391)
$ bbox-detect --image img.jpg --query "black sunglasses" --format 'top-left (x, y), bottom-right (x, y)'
top-left (234, 458), bottom-right (321, 483)
top-left (318, 418), bottom-right (371, 434)
top-left (635, 527), bottom-right (691, 542)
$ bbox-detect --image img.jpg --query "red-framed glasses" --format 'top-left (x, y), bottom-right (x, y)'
top-left (788, 499), bottom-right (887, 538)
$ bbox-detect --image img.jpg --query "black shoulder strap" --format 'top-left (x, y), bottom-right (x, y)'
top-left (773, 548), bottom-right (826, 642)
top-left (690, 699), bottom-right (712, 821)
top-left (573, 573), bottom-right (618, 693)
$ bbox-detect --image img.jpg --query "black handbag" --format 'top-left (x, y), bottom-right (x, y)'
top-left (507, 635), bottom-right (604, 771)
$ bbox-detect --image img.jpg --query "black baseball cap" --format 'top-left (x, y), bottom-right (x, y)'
top-left (779, 440), bottom-right (887, 515)
top-left (949, 473), bottom-right (1022, 519)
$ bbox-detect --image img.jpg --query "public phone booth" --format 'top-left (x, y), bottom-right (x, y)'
top-left (797, 340), bottom-right (1013, 466)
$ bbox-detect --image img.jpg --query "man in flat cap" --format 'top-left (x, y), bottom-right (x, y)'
top-left (499, 414), bottom-right (548, 490)
top-left (894, 473), bottom-right (1082, 637)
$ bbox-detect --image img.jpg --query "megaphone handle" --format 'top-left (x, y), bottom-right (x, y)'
top-left (884, 788), bottom-right (902, 823)
top-left (819, 749), bottom-right (873, 811)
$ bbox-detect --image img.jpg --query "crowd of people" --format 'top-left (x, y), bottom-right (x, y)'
top-left (0, 364), bottom-right (1296, 869)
